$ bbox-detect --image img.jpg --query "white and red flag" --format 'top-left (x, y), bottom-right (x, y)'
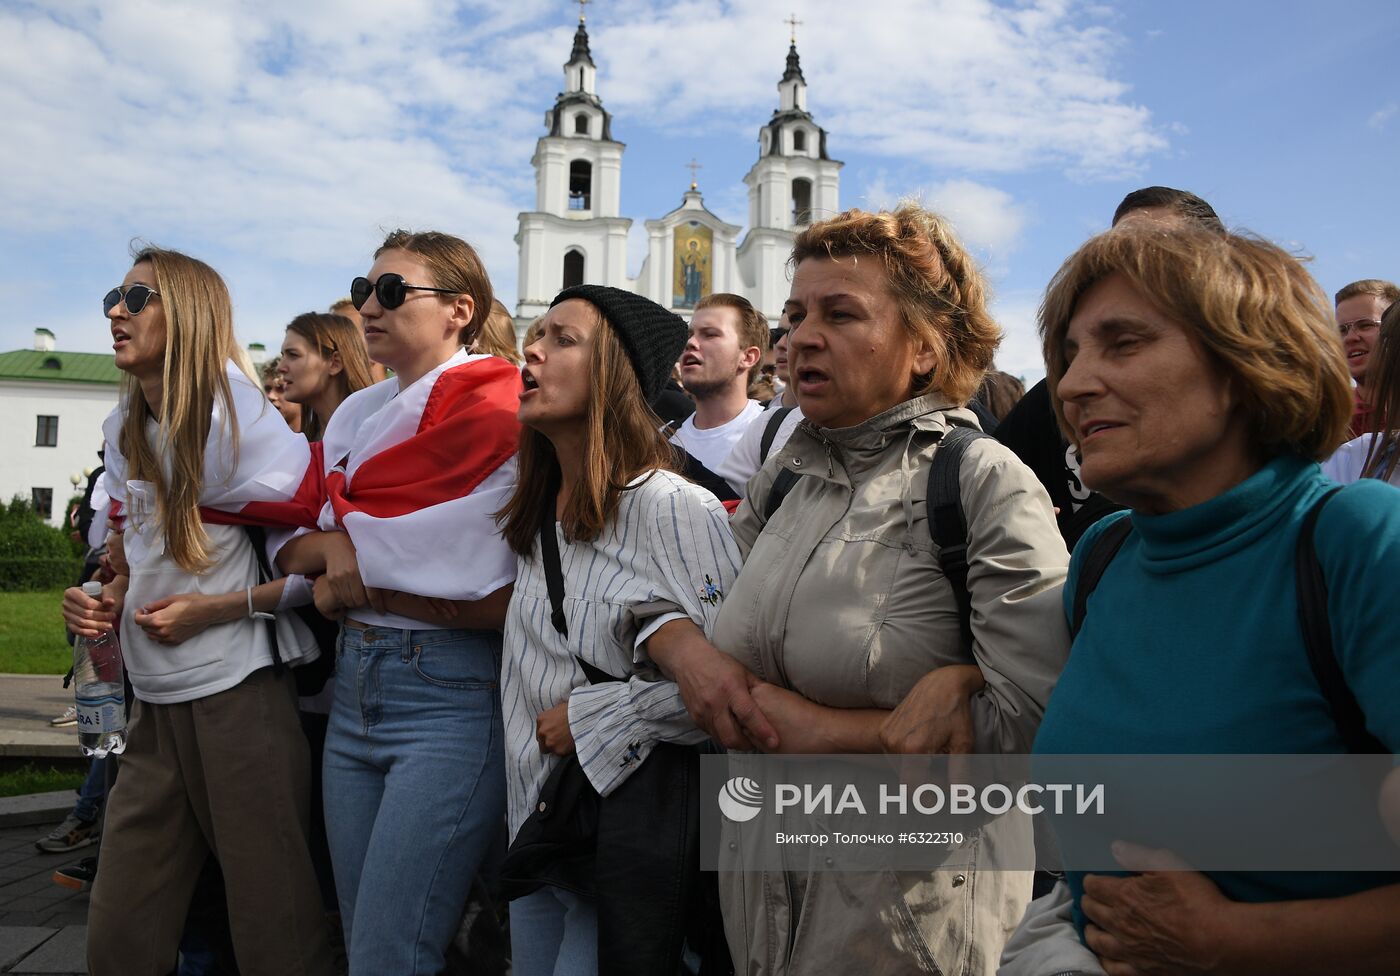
top-left (102, 362), bottom-right (324, 565)
top-left (317, 349), bottom-right (521, 601)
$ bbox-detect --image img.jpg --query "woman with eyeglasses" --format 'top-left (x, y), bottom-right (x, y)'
top-left (64, 248), bottom-right (332, 975)
top-left (274, 229), bottom-right (520, 976)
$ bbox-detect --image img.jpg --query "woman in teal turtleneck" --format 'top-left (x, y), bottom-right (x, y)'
top-left (1010, 223), bottom-right (1400, 975)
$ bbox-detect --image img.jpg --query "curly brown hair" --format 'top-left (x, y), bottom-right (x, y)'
top-left (789, 203), bottom-right (1001, 404)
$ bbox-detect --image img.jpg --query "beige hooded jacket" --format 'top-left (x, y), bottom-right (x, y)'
top-left (712, 393), bottom-right (1071, 975)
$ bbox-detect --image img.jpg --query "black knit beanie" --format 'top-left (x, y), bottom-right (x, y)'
top-left (550, 285), bottom-right (688, 405)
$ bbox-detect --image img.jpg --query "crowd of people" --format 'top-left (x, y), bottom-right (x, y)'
top-left (45, 183), bottom-right (1400, 976)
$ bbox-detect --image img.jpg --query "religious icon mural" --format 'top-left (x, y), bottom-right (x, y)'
top-left (672, 221), bottom-right (713, 309)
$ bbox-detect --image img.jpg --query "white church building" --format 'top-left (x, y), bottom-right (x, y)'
top-left (514, 17), bottom-right (842, 325)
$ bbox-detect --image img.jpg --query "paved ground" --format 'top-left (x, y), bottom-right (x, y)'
top-left (0, 816), bottom-right (90, 974)
top-left (1, 670), bottom-right (89, 973)
top-left (0, 676), bottom-right (75, 759)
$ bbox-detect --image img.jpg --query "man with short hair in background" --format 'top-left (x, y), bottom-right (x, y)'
top-left (670, 293), bottom-right (768, 502)
top-left (1335, 279), bottom-right (1400, 437)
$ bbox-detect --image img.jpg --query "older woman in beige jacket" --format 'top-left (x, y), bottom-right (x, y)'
top-left (650, 204), bottom-right (1070, 974)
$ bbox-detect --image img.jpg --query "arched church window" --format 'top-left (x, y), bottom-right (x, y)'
top-left (792, 129), bottom-right (806, 152)
top-left (574, 114), bottom-right (589, 135)
top-left (569, 160), bottom-right (592, 210)
top-left (563, 249), bottom-right (585, 288)
top-left (791, 178), bottom-right (812, 226)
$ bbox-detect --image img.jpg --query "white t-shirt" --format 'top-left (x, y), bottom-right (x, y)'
top-left (1322, 432), bottom-right (1400, 486)
top-left (123, 524), bottom-right (318, 705)
top-left (715, 401), bottom-right (805, 497)
top-left (670, 399), bottom-right (764, 475)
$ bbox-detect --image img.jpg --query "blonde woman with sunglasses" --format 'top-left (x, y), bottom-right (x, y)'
top-left (64, 248), bottom-right (332, 976)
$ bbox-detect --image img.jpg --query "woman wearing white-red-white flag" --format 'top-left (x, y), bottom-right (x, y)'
top-left (64, 247), bottom-right (333, 976)
top-left (276, 229), bottom-right (520, 976)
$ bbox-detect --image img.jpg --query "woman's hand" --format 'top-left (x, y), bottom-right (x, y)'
top-left (105, 525), bottom-right (129, 577)
top-left (749, 682), bottom-right (846, 754)
top-left (645, 619), bottom-right (779, 751)
top-left (133, 593), bottom-right (230, 645)
top-left (879, 664), bottom-right (986, 755)
top-left (536, 701), bottom-right (576, 756)
top-left (313, 575), bottom-right (347, 621)
top-left (1081, 844), bottom-right (1233, 976)
top-left (322, 531), bottom-right (369, 610)
top-left (63, 583), bottom-right (123, 638)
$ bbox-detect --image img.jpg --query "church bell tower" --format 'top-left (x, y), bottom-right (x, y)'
top-left (736, 30), bottom-right (843, 317)
top-left (514, 10), bottom-right (632, 321)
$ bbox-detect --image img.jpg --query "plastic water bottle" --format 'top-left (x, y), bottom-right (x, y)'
top-left (73, 581), bottom-right (127, 757)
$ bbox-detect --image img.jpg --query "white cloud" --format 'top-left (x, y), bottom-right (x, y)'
top-left (989, 291), bottom-right (1046, 383)
top-left (1369, 103), bottom-right (1397, 131)
top-left (0, 0), bottom-right (1164, 354)
top-left (925, 180), bottom-right (1028, 256)
top-left (594, 0), bottom-right (1165, 178)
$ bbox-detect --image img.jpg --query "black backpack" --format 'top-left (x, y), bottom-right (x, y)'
top-left (1068, 487), bottom-right (1383, 754)
top-left (244, 525), bottom-right (337, 697)
top-left (764, 423), bottom-right (988, 647)
top-left (758, 406), bottom-right (796, 465)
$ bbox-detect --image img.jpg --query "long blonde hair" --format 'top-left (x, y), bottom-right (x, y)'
top-left (119, 247), bottom-right (245, 573)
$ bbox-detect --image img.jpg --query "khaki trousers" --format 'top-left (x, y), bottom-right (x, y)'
top-left (87, 667), bottom-right (332, 976)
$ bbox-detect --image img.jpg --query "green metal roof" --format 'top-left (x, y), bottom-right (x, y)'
top-left (0, 349), bottom-right (122, 385)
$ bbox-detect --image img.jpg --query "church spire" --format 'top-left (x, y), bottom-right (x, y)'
top-left (569, 14), bottom-right (595, 68)
top-left (562, 2), bottom-right (598, 96)
top-left (781, 42), bottom-right (805, 84)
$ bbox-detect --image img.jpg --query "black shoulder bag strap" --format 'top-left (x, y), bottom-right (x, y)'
top-left (927, 425), bottom-right (993, 648)
top-left (1296, 487), bottom-right (1384, 754)
top-left (759, 406), bottom-right (795, 464)
top-left (242, 524), bottom-right (286, 676)
top-left (1069, 516), bottom-right (1135, 640)
top-left (539, 514), bottom-right (570, 640)
top-left (539, 510), bottom-right (621, 686)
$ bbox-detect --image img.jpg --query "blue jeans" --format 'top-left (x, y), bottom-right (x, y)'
top-left (323, 625), bottom-right (506, 976)
top-left (74, 755), bottom-right (108, 823)
top-left (510, 887), bottom-right (598, 976)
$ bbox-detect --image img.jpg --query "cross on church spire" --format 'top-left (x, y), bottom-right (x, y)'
top-left (577, 0), bottom-right (590, 23)
top-left (785, 12), bottom-right (803, 45)
top-left (686, 158), bottom-right (703, 190)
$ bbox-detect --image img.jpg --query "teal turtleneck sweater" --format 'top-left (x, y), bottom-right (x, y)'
top-left (1033, 454), bottom-right (1400, 931)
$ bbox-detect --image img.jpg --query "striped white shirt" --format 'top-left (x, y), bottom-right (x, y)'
top-left (501, 469), bottom-right (742, 838)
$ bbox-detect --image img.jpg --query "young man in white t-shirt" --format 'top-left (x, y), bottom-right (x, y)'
top-left (670, 293), bottom-right (768, 482)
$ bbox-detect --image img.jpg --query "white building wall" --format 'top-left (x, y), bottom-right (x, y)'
top-left (0, 381), bottom-right (119, 525)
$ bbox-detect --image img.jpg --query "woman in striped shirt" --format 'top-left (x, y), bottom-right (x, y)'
top-left (497, 285), bottom-right (743, 975)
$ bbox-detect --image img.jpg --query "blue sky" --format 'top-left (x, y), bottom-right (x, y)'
top-left (2, 0), bottom-right (1397, 381)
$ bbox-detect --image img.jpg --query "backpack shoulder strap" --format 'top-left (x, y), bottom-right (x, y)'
top-left (764, 467), bottom-right (802, 521)
top-left (759, 406), bottom-right (795, 463)
top-left (927, 425), bottom-right (993, 648)
top-left (1296, 487), bottom-right (1385, 753)
top-left (1069, 516), bottom-right (1134, 640)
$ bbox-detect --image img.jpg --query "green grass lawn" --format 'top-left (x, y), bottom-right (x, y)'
top-left (0, 588), bottom-right (71, 674)
top-left (0, 762), bottom-right (84, 798)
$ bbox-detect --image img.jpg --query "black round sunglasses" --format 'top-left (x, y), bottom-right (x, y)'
top-left (350, 273), bottom-right (458, 311)
top-left (103, 284), bottom-right (160, 316)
